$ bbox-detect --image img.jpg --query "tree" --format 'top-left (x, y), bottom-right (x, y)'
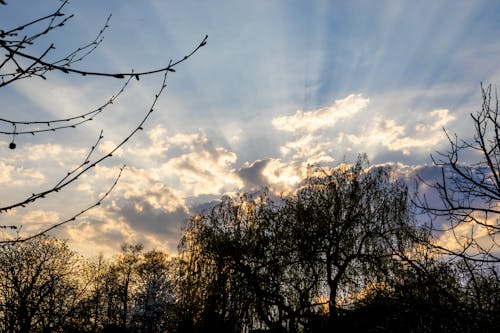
top-left (68, 253), bottom-right (109, 333)
top-left (288, 156), bottom-right (420, 325)
top-left (0, 1), bottom-right (207, 242)
top-left (177, 193), bottom-right (295, 332)
top-left (0, 236), bottom-right (84, 333)
top-left (131, 250), bottom-right (175, 333)
top-left (105, 243), bottom-right (144, 331)
top-left (176, 156), bottom-right (422, 332)
top-left (417, 84), bottom-right (500, 263)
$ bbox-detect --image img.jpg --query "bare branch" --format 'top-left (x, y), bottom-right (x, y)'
top-left (0, 165), bottom-right (125, 244)
top-left (0, 1), bottom-right (207, 242)
top-left (416, 83), bottom-right (500, 263)
top-left (0, 76), bottom-right (132, 143)
top-left (0, 64), bottom-right (172, 213)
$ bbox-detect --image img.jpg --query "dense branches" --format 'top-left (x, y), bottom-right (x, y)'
top-left (0, 238), bottom-right (177, 333)
top-left (176, 154), bottom-right (500, 332)
top-left (0, 237), bottom-right (83, 333)
top-left (176, 157), bottom-right (427, 332)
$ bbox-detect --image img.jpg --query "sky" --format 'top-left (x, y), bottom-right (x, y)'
top-left (1, 0), bottom-right (500, 257)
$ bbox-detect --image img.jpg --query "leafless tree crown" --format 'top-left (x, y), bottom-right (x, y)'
top-left (417, 84), bottom-right (500, 263)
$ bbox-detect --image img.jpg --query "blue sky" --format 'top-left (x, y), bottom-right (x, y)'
top-left (1, 0), bottom-right (499, 256)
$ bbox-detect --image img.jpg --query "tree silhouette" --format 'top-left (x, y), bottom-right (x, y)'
top-left (176, 156), bottom-right (423, 332)
top-left (131, 250), bottom-right (175, 333)
top-left (0, 1), bottom-right (207, 242)
top-left (286, 156), bottom-right (421, 326)
top-left (0, 238), bottom-right (182, 332)
top-left (0, 236), bottom-right (83, 333)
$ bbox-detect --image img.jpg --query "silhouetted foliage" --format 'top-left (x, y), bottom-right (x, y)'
top-left (0, 238), bottom-right (178, 333)
top-left (0, 181), bottom-right (498, 332)
top-left (176, 156), bottom-right (436, 332)
top-left (130, 250), bottom-right (176, 333)
top-left (173, 155), bottom-right (500, 332)
top-left (347, 257), bottom-right (500, 332)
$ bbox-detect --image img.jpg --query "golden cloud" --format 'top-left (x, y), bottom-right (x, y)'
top-left (272, 94), bottom-right (369, 132)
top-left (347, 108), bottom-right (455, 155)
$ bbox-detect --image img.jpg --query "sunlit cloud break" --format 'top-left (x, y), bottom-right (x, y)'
top-left (272, 94), bottom-right (369, 132)
top-left (346, 108), bottom-right (455, 155)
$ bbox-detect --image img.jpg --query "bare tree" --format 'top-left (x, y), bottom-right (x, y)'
top-left (0, 236), bottom-right (84, 333)
top-left (131, 250), bottom-right (175, 333)
top-left (417, 84), bottom-right (500, 263)
top-left (0, 1), bottom-right (207, 242)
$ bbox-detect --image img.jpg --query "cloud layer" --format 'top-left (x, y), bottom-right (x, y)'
top-left (0, 90), bottom-right (461, 257)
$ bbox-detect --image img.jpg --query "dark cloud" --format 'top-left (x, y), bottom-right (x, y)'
top-left (236, 159), bottom-right (272, 191)
top-left (112, 197), bottom-right (190, 246)
top-left (371, 150), bottom-right (431, 166)
top-left (88, 227), bottom-right (129, 250)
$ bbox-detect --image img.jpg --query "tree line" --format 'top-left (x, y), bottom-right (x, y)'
top-left (174, 153), bottom-right (500, 332)
top-left (0, 150), bottom-right (499, 332)
top-left (0, 238), bottom-right (177, 333)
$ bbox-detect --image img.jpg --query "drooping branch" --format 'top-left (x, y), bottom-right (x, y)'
top-left (1, 0), bottom-right (95, 86)
top-left (1, 1), bottom-right (206, 145)
top-left (1, 34), bottom-right (207, 81)
top-left (0, 33), bottom-right (207, 146)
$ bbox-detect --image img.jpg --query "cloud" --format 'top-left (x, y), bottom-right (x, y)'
top-left (56, 192), bottom-right (188, 257)
top-left (111, 199), bottom-right (189, 248)
top-left (59, 207), bottom-right (138, 257)
top-left (0, 90), bottom-right (460, 259)
top-left (267, 92), bottom-right (457, 189)
top-left (20, 209), bottom-right (60, 223)
top-left (150, 129), bottom-right (243, 197)
top-left (261, 158), bottom-right (306, 193)
top-left (108, 166), bottom-right (187, 213)
top-left (165, 147), bottom-right (241, 196)
top-left (280, 134), bottom-right (336, 165)
top-left (272, 94), bottom-right (369, 132)
top-left (168, 132), bottom-right (208, 148)
top-left (0, 160), bottom-right (45, 186)
top-left (19, 209), bottom-right (61, 234)
top-left (434, 214), bottom-right (499, 256)
top-left (267, 86), bottom-right (465, 171)
top-left (52, 127), bottom-right (245, 256)
top-left (346, 108), bottom-right (455, 155)
top-left (88, 126), bottom-right (244, 199)
top-left (236, 159), bottom-right (271, 191)
top-left (259, 94), bottom-right (374, 193)
top-left (0, 141), bottom-right (100, 217)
